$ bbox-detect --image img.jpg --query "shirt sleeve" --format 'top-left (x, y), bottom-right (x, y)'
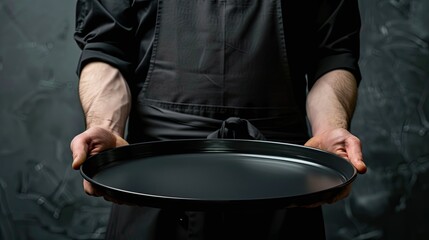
top-left (307, 0), bottom-right (362, 88)
top-left (74, 0), bottom-right (136, 80)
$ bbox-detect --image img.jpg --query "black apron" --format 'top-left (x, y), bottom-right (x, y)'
top-left (107, 0), bottom-right (325, 239)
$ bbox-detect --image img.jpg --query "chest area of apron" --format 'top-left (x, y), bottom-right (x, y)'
top-left (141, 0), bottom-right (296, 110)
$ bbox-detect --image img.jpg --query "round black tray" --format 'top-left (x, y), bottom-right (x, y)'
top-left (81, 139), bottom-right (356, 210)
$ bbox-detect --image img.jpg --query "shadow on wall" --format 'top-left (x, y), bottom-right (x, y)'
top-left (324, 0), bottom-right (429, 239)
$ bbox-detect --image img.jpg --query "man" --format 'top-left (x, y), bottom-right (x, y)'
top-left (71, 0), bottom-right (367, 239)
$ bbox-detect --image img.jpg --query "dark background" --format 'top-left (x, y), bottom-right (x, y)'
top-left (1, 0), bottom-right (428, 239)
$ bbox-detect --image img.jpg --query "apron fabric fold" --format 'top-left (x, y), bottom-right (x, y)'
top-left (206, 117), bottom-right (266, 140)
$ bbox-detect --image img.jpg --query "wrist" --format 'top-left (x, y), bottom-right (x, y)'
top-left (85, 117), bottom-right (125, 138)
top-left (310, 119), bottom-right (349, 137)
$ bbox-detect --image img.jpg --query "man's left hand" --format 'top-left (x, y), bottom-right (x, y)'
top-left (305, 128), bottom-right (367, 174)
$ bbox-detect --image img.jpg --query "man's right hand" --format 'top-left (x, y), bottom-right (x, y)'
top-left (70, 127), bottom-right (128, 197)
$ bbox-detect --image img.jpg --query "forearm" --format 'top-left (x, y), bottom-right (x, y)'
top-left (79, 62), bottom-right (131, 137)
top-left (306, 69), bottom-right (358, 136)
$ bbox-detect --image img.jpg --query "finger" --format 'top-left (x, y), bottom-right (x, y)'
top-left (304, 136), bottom-right (321, 149)
top-left (328, 184), bottom-right (352, 204)
top-left (115, 135), bottom-right (129, 147)
top-left (103, 195), bottom-right (129, 205)
top-left (70, 134), bottom-right (89, 170)
top-left (345, 137), bottom-right (367, 174)
top-left (83, 179), bottom-right (103, 197)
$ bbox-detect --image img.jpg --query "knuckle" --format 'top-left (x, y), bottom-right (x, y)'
top-left (349, 135), bottom-right (361, 144)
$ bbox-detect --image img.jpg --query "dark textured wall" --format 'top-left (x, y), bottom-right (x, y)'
top-left (324, 1), bottom-right (429, 240)
top-left (0, 1), bottom-right (110, 239)
top-left (0, 0), bottom-right (428, 239)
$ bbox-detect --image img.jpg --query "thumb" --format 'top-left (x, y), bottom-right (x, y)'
top-left (345, 137), bottom-right (367, 174)
top-left (70, 133), bottom-right (89, 170)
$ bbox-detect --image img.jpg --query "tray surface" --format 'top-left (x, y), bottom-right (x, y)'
top-left (81, 139), bottom-right (356, 209)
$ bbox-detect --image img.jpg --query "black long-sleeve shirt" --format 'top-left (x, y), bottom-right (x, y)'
top-left (75, 0), bottom-right (361, 111)
top-left (74, 3), bottom-right (362, 237)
